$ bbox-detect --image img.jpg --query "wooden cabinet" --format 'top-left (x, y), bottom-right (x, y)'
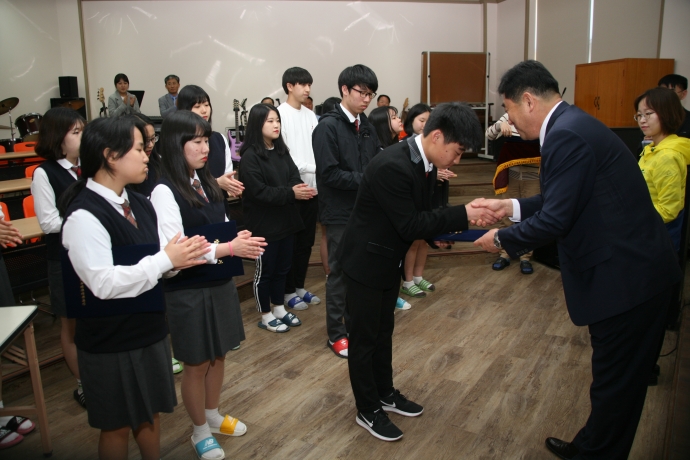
top-left (574, 58), bottom-right (674, 127)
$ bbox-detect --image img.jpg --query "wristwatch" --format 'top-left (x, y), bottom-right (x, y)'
top-left (493, 231), bottom-right (502, 249)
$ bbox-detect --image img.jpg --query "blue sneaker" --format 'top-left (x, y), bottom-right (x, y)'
top-left (302, 291), bottom-right (321, 304)
top-left (286, 295), bottom-right (308, 310)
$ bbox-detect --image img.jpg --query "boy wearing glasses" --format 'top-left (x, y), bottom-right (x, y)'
top-left (658, 74), bottom-right (690, 138)
top-left (313, 64), bottom-right (380, 360)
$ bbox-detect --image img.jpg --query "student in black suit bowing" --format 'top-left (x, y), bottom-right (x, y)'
top-left (338, 103), bottom-right (500, 441)
top-left (474, 61), bottom-right (681, 460)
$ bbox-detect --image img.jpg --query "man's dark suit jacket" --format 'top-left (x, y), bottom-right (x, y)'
top-left (500, 102), bottom-right (681, 326)
top-left (338, 138), bottom-right (469, 290)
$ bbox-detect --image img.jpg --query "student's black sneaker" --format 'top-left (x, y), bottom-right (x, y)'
top-left (356, 409), bottom-right (403, 441)
top-left (73, 389), bottom-right (86, 408)
top-left (380, 389), bottom-right (423, 416)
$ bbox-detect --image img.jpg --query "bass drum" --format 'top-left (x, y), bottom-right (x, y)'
top-left (0, 139), bottom-right (16, 152)
top-left (14, 113), bottom-right (42, 140)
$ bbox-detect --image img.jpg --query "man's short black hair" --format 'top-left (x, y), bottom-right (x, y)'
top-left (337, 65), bottom-right (378, 97)
top-left (498, 60), bottom-right (560, 101)
top-left (307, 96), bottom-right (313, 101)
top-left (658, 74), bottom-right (688, 92)
top-left (164, 74), bottom-right (180, 84)
top-left (377, 94), bottom-right (390, 103)
top-left (282, 67), bottom-right (314, 94)
top-left (423, 102), bottom-right (483, 151)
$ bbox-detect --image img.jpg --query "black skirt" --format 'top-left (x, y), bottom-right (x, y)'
top-left (78, 337), bottom-right (177, 430)
top-left (166, 279), bottom-right (245, 364)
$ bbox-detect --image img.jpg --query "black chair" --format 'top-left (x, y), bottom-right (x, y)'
top-left (3, 243), bottom-right (54, 317)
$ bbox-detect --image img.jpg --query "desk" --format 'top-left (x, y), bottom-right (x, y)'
top-left (0, 306), bottom-right (52, 456)
top-left (0, 178), bottom-right (32, 193)
top-left (11, 217), bottom-right (43, 240)
top-left (1, 151), bottom-right (37, 160)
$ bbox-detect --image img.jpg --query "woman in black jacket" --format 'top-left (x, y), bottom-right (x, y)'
top-left (240, 103), bottom-right (316, 332)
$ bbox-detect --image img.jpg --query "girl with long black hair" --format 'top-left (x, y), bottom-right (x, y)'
top-left (240, 103), bottom-right (315, 332)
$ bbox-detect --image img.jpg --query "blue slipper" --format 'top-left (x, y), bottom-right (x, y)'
top-left (257, 319), bottom-right (289, 333)
top-left (191, 435), bottom-right (225, 459)
top-left (281, 312), bottom-right (302, 327)
top-left (492, 257), bottom-right (510, 271)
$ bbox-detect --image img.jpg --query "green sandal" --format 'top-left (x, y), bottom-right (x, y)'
top-left (172, 358), bottom-right (184, 374)
top-left (400, 284), bottom-right (426, 297)
top-left (416, 279), bottom-right (436, 292)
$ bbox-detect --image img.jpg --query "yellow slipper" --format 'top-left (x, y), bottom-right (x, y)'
top-left (210, 415), bottom-right (247, 437)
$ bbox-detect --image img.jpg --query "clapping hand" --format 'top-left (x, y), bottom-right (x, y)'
top-left (217, 171), bottom-right (244, 197)
top-left (293, 183), bottom-right (317, 200)
top-left (164, 233), bottom-right (211, 270)
top-left (0, 220), bottom-right (23, 248)
top-left (436, 169), bottom-right (457, 182)
top-left (229, 230), bottom-right (266, 259)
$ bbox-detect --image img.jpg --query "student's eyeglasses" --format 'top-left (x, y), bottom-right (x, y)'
top-left (350, 87), bottom-right (377, 100)
top-left (633, 112), bottom-right (656, 122)
top-left (146, 135), bottom-right (159, 145)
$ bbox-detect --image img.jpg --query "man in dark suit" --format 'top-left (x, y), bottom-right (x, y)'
top-left (158, 74), bottom-right (179, 118)
top-left (338, 103), bottom-right (499, 441)
top-left (474, 61), bottom-right (681, 459)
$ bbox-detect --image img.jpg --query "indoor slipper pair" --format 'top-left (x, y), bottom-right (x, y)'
top-left (209, 415), bottom-right (247, 437)
top-left (191, 435), bottom-right (225, 460)
top-left (1, 416), bottom-right (34, 435)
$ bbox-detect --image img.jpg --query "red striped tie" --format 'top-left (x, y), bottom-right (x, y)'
top-left (70, 165), bottom-right (81, 177)
top-left (354, 119), bottom-right (359, 133)
top-left (192, 179), bottom-right (209, 202)
top-left (121, 200), bottom-right (138, 228)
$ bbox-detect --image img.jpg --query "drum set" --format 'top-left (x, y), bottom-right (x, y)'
top-left (0, 97), bottom-right (42, 152)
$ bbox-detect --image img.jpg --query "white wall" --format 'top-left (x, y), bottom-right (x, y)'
top-left (660, 0), bottom-right (690, 109)
top-left (494, 0), bottom-right (526, 116)
top-left (80, 1), bottom-right (483, 128)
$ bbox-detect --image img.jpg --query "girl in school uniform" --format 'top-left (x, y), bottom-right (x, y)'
top-left (240, 103), bottom-right (315, 333)
top-left (60, 116), bottom-right (210, 460)
top-left (31, 107), bottom-right (86, 407)
top-left (127, 113), bottom-right (162, 198)
top-left (150, 110), bottom-right (265, 460)
top-left (176, 85), bottom-right (244, 198)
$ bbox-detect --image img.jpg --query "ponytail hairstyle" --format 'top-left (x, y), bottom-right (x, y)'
top-left (58, 116), bottom-right (146, 216)
top-left (158, 110), bottom-right (223, 208)
top-left (35, 107), bottom-right (85, 160)
top-left (176, 85), bottom-right (213, 124)
top-left (238, 103), bottom-right (289, 160)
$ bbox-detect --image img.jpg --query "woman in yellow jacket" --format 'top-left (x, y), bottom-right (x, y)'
top-left (636, 87), bottom-right (690, 251)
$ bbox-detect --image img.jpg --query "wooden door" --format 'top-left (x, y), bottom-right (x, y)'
top-left (574, 64), bottom-right (599, 117)
top-left (596, 61), bottom-right (625, 127)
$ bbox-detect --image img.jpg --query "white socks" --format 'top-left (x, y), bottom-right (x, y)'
top-left (76, 379), bottom-right (83, 395)
top-left (296, 288), bottom-right (308, 298)
top-left (205, 408), bottom-right (224, 428)
top-left (192, 422), bottom-right (223, 459)
top-left (272, 305), bottom-right (287, 318)
top-left (413, 276), bottom-right (423, 284)
top-left (402, 280), bottom-right (414, 289)
top-left (262, 312), bottom-right (276, 326)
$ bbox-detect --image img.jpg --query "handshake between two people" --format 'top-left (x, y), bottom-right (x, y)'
top-left (465, 198), bottom-right (514, 253)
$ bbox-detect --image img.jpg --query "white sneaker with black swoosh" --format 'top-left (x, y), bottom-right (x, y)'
top-left (356, 409), bottom-right (403, 441)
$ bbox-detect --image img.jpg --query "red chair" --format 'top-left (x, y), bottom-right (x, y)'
top-left (0, 145), bottom-right (7, 166)
top-left (13, 142), bottom-right (36, 152)
top-left (0, 146), bottom-right (5, 153)
top-left (0, 201), bottom-right (9, 220)
top-left (25, 164), bottom-right (39, 179)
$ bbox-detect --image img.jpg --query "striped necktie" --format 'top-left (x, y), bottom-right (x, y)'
top-left (354, 119), bottom-right (359, 133)
top-left (192, 179), bottom-right (209, 202)
top-left (70, 165), bottom-right (81, 177)
top-left (121, 200), bottom-right (138, 228)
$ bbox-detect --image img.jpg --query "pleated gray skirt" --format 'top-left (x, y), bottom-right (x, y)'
top-left (78, 337), bottom-right (177, 430)
top-left (166, 279), bottom-right (245, 365)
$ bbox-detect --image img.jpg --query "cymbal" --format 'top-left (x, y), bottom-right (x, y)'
top-left (59, 100), bottom-right (85, 110)
top-left (0, 97), bottom-right (19, 116)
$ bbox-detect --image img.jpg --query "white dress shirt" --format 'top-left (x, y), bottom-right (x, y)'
top-left (149, 171), bottom-right (228, 265)
top-left (221, 134), bottom-right (234, 174)
top-left (414, 134), bottom-right (434, 173)
top-left (62, 178), bottom-right (174, 299)
top-left (31, 159), bottom-right (78, 234)
top-left (509, 100), bottom-right (563, 222)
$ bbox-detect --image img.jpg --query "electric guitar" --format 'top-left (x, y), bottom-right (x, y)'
top-left (228, 99), bottom-right (245, 162)
top-left (240, 99), bottom-right (248, 133)
top-left (97, 88), bottom-right (108, 118)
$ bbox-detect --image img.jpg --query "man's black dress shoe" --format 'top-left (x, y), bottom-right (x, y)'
top-left (545, 437), bottom-right (579, 459)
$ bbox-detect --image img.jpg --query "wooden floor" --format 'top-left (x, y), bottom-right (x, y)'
top-left (2, 254), bottom-right (681, 459)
